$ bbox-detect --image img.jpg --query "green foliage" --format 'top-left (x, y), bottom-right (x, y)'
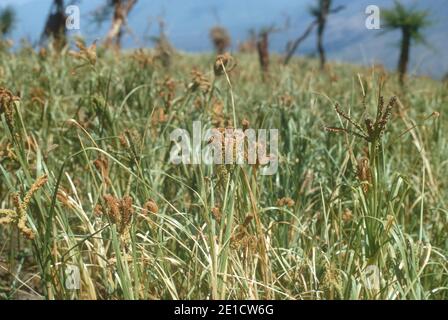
top-left (0, 6), bottom-right (16, 37)
top-left (382, 1), bottom-right (431, 44)
top-left (0, 45), bottom-right (447, 300)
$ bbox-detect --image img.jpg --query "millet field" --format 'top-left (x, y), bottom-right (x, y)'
top-left (0, 41), bottom-right (447, 300)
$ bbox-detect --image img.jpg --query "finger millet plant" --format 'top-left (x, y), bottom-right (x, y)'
top-left (0, 39), bottom-right (447, 300)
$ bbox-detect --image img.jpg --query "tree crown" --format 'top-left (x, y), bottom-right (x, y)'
top-left (0, 6), bottom-right (16, 37)
top-left (382, 1), bottom-right (431, 43)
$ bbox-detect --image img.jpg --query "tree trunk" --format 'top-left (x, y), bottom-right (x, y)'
top-left (317, 0), bottom-right (330, 70)
top-left (317, 21), bottom-right (326, 69)
top-left (257, 31), bottom-right (269, 79)
top-left (41, 0), bottom-right (66, 50)
top-left (398, 28), bottom-right (411, 85)
top-left (104, 0), bottom-right (137, 50)
top-left (284, 1), bottom-right (343, 66)
top-left (283, 20), bottom-right (317, 65)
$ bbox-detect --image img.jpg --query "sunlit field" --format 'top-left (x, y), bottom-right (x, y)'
top-left (0, 39), bottom-right (447, 300)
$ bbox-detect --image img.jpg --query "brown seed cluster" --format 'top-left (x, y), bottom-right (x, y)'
top-left (231, 216), bottom-right (257, 252)
top-left (30, 86), bottom-right (47, 107)
top-left (0, 142), bottom-right (16, 161)
top-left (119, 129), bottom-right (142, 164)
top-left (326, 95), bottom-right (397, 146)
top-left (209, 26), bottom-right (231, 54)
top-left (277, 197), bottom-right (295, 207)
top-left (131, 49), bottom-right (153, 68)
top-left (0, 175), bottom-right (48, 240)
top-left (279, 94), bottom-right (293, 108)
top-left (207, 127), bottom-right (246, 165)
top-left (93, 155), bottom-right (111, 186)
top-left (214, 53), bottom-right (236, 76)
top-left (207, 125), bottom-right (272, 173)
top-left (96, 194), bottom-right (135, 235)
top-left (211, 207), bottom-right (221, 223)
top-left (211, 99), bottom-right (225, 127)
top-left (189, 69), bottom-right (211, 93)
top-left (158, 77), bottom-right (176, 109)
top-left (0, 87), bottom-right (20, 131)
top-left (143, 199), bottom-right (159, 215)
top-left (342, 208), bottom-right (353, 222)
top-left (356, 157), bottom-right (372, 193)
top-left (68, 39), bottom-right (97, 67)
top-left (56, 188), bottom-right (74, 209)
top-left (151, 107), bottom-right (168, 129)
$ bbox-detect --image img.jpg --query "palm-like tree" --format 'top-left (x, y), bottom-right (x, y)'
top-left (0, 6), bottom-right (16, 38)
top-left (382, 1), bottom-right (431, 84)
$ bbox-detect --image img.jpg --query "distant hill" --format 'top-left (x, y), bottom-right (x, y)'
top-left (2, 0), bottom-right (447, 79)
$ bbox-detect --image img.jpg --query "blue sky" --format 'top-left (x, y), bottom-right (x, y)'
top-left (1, 0), bottom-right (447, 79)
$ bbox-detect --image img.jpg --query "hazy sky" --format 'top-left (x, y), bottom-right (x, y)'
top-left (1, 0), bottom-right (447, 79)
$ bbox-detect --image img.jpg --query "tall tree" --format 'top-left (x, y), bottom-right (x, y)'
top-left (382, 1), bottom-right (431, 84)
top-left (41, 0), bottom-right (67, 49)
top-left (256, 27), bottom-right (278, 80)
top-left (283, 20), bottom-right (317, 65)
top-left (257, 30), bottom-right (270, 76)
top-left (284, 0), bottom-right (343, 66)
top-left (0, 6), bottom-right (16, 38)
top-left (311, 0), bottom-right (329, 69)
top-left (104, 0), bottom-right (138, 50)
top-left (308, 0), bottom-right (344, 69)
